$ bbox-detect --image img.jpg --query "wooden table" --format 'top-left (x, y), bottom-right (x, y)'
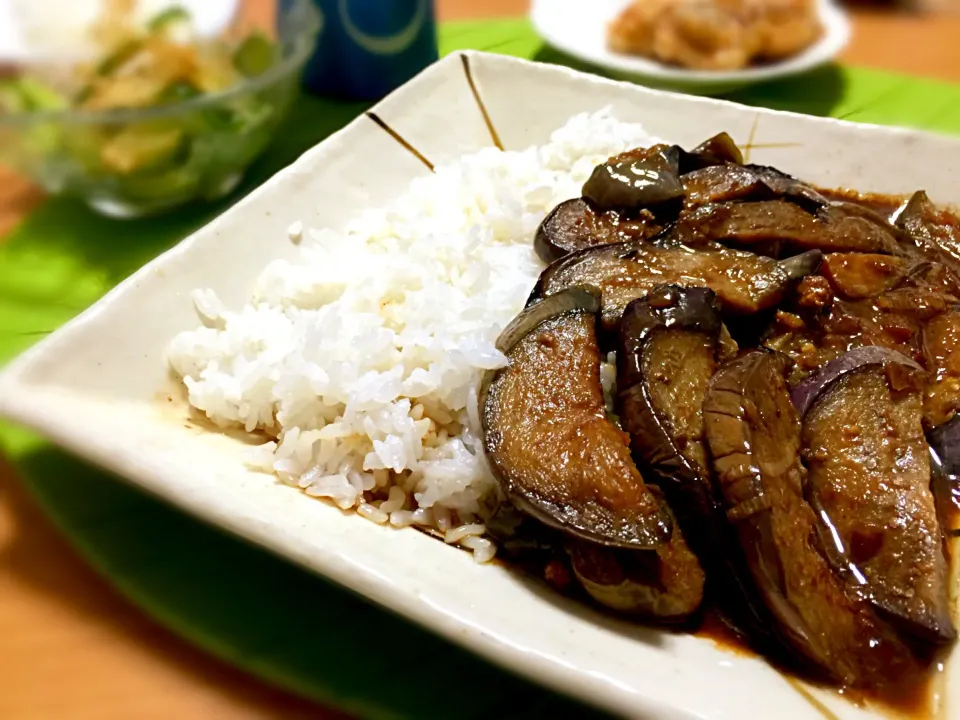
top-left (2, 2), bottom-right (960, 717)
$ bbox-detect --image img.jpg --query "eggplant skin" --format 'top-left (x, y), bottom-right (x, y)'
top-left (616, 285), bottom-right (721, 531)
top-left (922, 309), bottom-right (960, 428)
top-left (568, 533), bottom-right (705, 621)
top-left (678, 132), bottom-right (743, 172)
top-left (535, 198), bottom-right (600, 265)
top-left (743, 164), bottom-right (827, 212)
top-left (533, 198), bottom-right (661, 264)
top-left (790, 345), bottom-right (925, 419)
top-left (616, 286), bottom-right (785, 643)
top-left (616, 285), bottom-right (721, 514)
top-left (480, 287), bottom-right (673, 550)
top-left (530, 238), bottom-right (821, 335)
top-left (566, 490), bottom-right (705, 622)
top-left (896, 190), bottom-right (960, 293)
top-left (617, 285), bottom-right (722, 387)
top-left (800, 358), bottom-right (955, 644)
top-left (703, 350), bottom-right (918, 687)
top-left (928, 414), bottom-right (960, 540)
top-left (582, 145), bottom-right (684, 212)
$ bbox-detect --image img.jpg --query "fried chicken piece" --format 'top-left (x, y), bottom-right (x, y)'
top-left (608, 0), bottom-right (822, 71)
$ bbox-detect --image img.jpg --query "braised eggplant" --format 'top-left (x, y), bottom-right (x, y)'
top-left (534, 198), bottom-right (661, 264)
top-left (582, 145), bottom-right (685, 212)
top-left (703, 350), bottom-right (916, 685)
top-left (795, 347), bottom-right (954, 644)
top-left (923, 309), bottom-right (960, 428)
top-left (743, 164), bottom-right (828, 211)
top-left (615, 285), bottom-right (785, 639)
top-left (532, 237), bottom-right (821, 334)
top-left (682, 161), bottom-right (830, 214)
top-left (567, 507), bottom-right (705, 621)
top-left (820, 253), bottom-right (910, 299)
top-left (680, 200), bottom-right (903, 255)
top-left (764, 263), bottom-right (953, 386)
top-left (896, 190), bottom-right (960, 292)
top-left (477, 138), bottom-right (960, 699)
top-left (681, 164), bottom-right (779, 207)
top-left (678, 132), bottom-right (743, 172)
top-left (480, 287), bottom-right (672, 549)
top-left (616, 285), bottom-right (721, 483)
top-left (790, 346), bottom-right (924, 417)
top-left (928, 414), bottom-right (960, 539)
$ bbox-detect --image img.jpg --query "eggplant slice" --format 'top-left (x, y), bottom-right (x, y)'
top-left (567, 506), bottom-right (705, 622)
top-left (896, 190), bottom-right (960, 293)
top-left (678, 132), bottom-right (743, 172)
top-left (532, 237), bottom-right (821, 335)
top-left (742, 164), bottom-right (827, 210)
top-left (480, 287), bottom-right (672, 549)
top-left (679, 200), bottom-right (903, 256)
top-left (928, 414), bottom-right (960, 539)
top-left (681, 165), bottom-right (780, 207)
top-left (534, 198), bottom-right (661, 264)
top-left (923, 309), bottom-right (960, 428)
top-left (703, 350), bottom-right (916, 686)
top-left (617, 285), bottom-right (721, 494)
top-left (796, 348), bottom-right (955, 644)
top-left (615, 285), bottom-right (786, 639)
top-left (582, 145), bottom-right (685, 212)
top-left (820, 253), bottom-right (910, 299)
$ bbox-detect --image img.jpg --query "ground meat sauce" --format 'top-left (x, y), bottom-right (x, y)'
top-left (765, 189), bottom-right (960, 401)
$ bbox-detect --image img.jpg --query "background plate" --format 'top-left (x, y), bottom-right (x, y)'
top-left (530, 0), bottom-right (852, 95)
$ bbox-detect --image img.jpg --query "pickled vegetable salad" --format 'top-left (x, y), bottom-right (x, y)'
top-left (0, 3), bottom-right (278, 204)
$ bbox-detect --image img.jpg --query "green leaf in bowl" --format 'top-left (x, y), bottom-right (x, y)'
top-left (99, 125), bottom-right (190, 175)
top-left (147, 5), bottom-right (192, 34)
top-left (233, 32), bottom-right (277, 78)
top-left (158, 81), bottom-right (203, 104)
top-left (0, 77), bottom-right (67, 113)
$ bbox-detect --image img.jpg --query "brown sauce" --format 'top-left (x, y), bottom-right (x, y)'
top-left (692, 608), bottom-right (943, 718)
top-left (496, 532), bottom-right (950, 719)
top-left (693, 607), bottom-right (755, 656)
top-left (818, 188), bottom-right (908, 220)
top-left (764, 186), bottom-right (960, 387)
top-left (700, 469), bottom-right (960, 718)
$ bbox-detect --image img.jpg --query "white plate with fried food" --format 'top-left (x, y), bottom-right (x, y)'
top-left (531, 0), bottom-right (851, 95)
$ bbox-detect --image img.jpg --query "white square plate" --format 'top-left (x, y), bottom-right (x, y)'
top-left (1, 52), bottom-right (957, 719)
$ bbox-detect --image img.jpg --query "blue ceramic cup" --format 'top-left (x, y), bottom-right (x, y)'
top-left (296, 0), bottom-right (439, 101)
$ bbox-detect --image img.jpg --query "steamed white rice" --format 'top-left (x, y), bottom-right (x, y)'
top-left (167, 110), bottom-right (661, 562)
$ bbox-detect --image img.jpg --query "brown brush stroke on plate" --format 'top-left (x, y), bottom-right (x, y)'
top-left (460, 54), bottom-right (504, 151)
top-left (365, 112), bottom-right (436, 172)
top-left (782, 678), bottom-right (842, 720)
top-left (742, 112), bottom-right (761, 164)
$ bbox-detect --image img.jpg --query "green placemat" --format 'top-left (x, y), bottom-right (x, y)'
top-left (4, 18), bottom-right (960, 720)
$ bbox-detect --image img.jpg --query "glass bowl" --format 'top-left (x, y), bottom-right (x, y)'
top-left (0, 0), bottom-right (320, 218)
